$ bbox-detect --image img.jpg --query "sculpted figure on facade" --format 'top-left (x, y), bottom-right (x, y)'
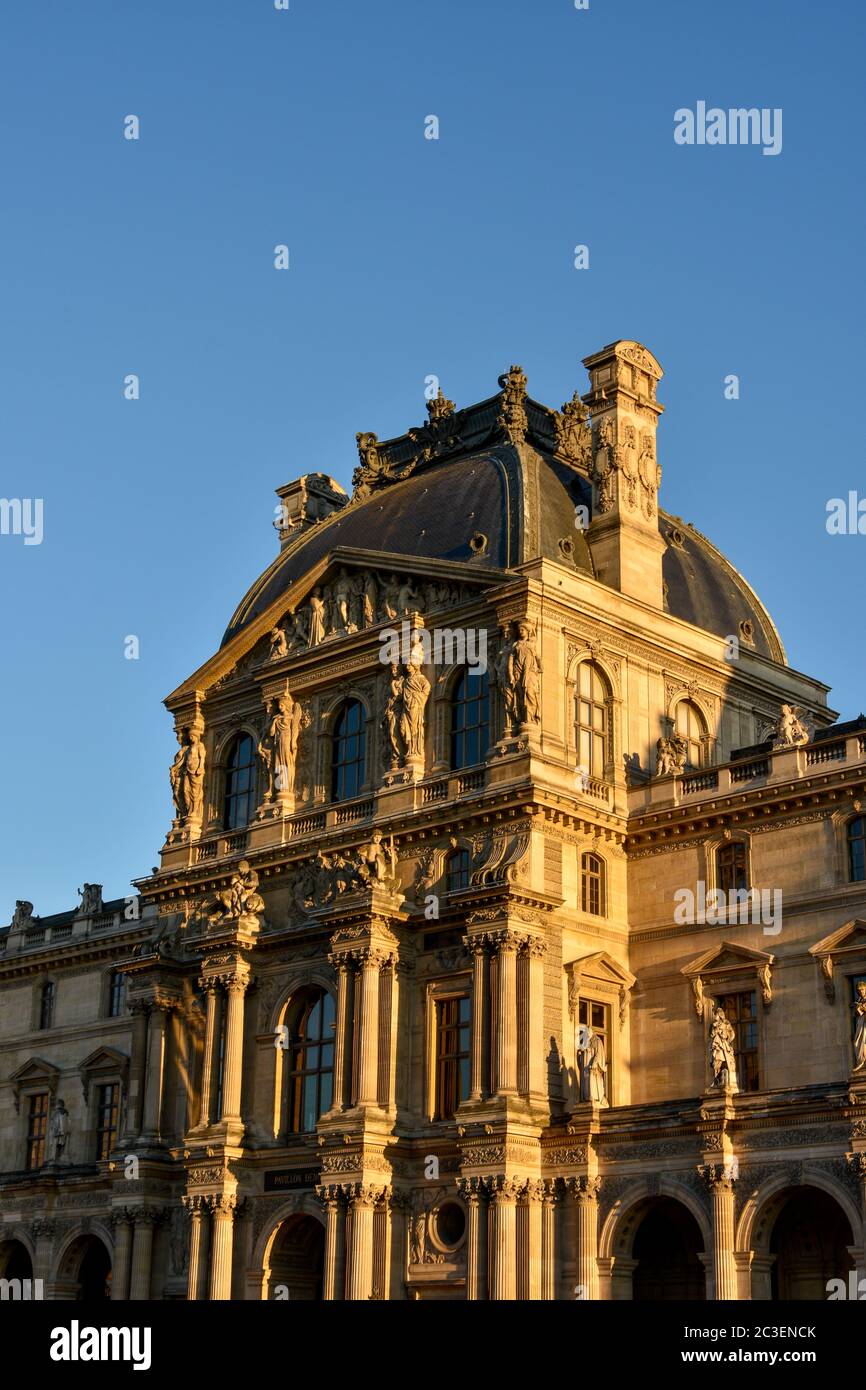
top-left (267, 626), bottom-right (288, 662)
top-left (497, 364), bottom-right (528, 446)
top-left (495, 627), bottom-right (517, 734)
top-left (709, 1006), bottom-right (738, 1090)
top-left (507, 622), bottom-right (541, 725)
top-left (853, 980), bottom-right (866, 1071)
top-left (77, 883), bottom-right (103, 917)
top-left (356, 829), bottom-right (399, 892)
top-left (399, 657), bottom-right (431, 760)
top-left (772, 703), bottom-right (813, 749)
top-left (259, 692), bottom-right (303, 805)
top-left (49, 1098), bottom-right (70, 1162)
top-left (656, 734), bottom-right (687, 777)
top-left (207, 859), bottom-right (265, 932)
top-left (578, 1027), bottom-right (608, 1106)
top-left (11, 899), bottom-right (34, 930)
top-left (170, 726), bottom-right (206, 826)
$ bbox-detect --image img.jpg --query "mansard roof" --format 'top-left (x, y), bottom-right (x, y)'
top-left (217, 357), bottom-right (783, 664)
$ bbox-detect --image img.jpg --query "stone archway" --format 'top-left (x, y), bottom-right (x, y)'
top-left (53, 1232), bottom-right (112, 1301)
top-left (769, 1188), bottom-right (855, 1301)
top-left (602, 1188), bottom-right (708, 1300)
top-left (263, 1214), bottom-right (325, 1300)
top-left (0, 1238), bottom-right (35, 1295)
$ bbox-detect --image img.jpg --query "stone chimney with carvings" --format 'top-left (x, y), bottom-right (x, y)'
top-left (274, 472), bottom-right (348, 549)
top-left (581, 340), bottom-right (666, 607)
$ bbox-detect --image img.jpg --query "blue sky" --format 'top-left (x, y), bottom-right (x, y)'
top-left (2, 0), bottom-right (864, 916)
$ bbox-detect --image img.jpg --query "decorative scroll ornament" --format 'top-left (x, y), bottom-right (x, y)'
top-left (552, 391), bottom-right (591, 465)
top-left (497, 365), bottom-right (528, 446)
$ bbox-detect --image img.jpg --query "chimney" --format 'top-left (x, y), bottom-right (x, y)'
top-left (581, 340), bottom-right (666, 607)
top-left (274, 472), bottom-right (348, 549)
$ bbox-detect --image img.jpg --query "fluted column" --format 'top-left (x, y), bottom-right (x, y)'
top-left (220, 972), bottom-right (249, 1121)
top-left (357, 951), bottom-right (382, 1106)
top-left (459, 1177), bottom-right (488, 1300)
top-left (110, 1211), bottom-right (133, 1301)
top-left (141, 1003), bottom-right (170, 1139)
top-left (493, 933), bottom-right (519, 1095)
top-left (525, 1180), bottom-right (544, 1300)
top-left (328, 960), bottom-right (352, 1112)
top-left (541, 1182), bottom-right (557, 1300)
top-left (197, 980), bottom-right (218, 1128)
top-left (128, 1210), bottom-right (160, 1300)
top-left (524, 938), bottom-right (546, 1098)
top-left (346, 1185), bottom-right (379, 1300)
top-left (29, 1218), bottom-right (56, 1289)
top-left (318, 1185), bottom-right (346, 1301)
top-left (570, 1177), bottom-right (601, 1300)
top-left (701, 1165), bottom-right (738, 1300)
top-left (467, 942), bottom-right (488, 1101)
top-left (183, 1195), bottom-right (209, 1301)
top-left (208, 1194), bottom-right (237, 1301)
top-left (490, 1179), bottom-right (518, 1300)
top-left (126, 1003), bottom-right (149, 1138)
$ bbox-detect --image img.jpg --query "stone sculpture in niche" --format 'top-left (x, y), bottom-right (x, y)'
top-left (709, 1006), bottom-right (738, 1090)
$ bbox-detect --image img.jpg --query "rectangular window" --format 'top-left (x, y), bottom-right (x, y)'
top-left (95, 1083), bottom-right (120, 1160)
top-left (435, 996), bottom-right (471, 1120)
top-left (27, 1092), bottom-right (49, 1170)
top-left (577, 998), bottom-right (610, 1101)
top-left (719, 990), bottom-right (759, 1091)
top-left (108, 971), bottom-right (125, 1018)
top-left (39, 981), bottom-right (56, 1030)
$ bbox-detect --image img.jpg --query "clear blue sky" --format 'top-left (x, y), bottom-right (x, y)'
top-left (2, 0), bottom-right (864, 916)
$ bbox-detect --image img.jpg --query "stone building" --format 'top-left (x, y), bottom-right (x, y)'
top-left (1, 341), bottom-right (865, 1302)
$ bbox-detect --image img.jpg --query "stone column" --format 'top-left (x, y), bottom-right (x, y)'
top-left (140, 1002), bottom-right (170, 1140)
top-left (493, 933), bottom-right (519, 1096)
top-left (126, 1003), bottom-right (149, 1138)
top-left (701, 1165), bottom-right (738, 1300)
top-left (220, 972), bottom-right (249, 1122)
top-left (329, 960), bottom-right (352, 1112)
top-left (128, 1209), bottom-right (159, 1300)
top-left (459, 1177), bottom-right (488, 1300)
top-left (525, 1180), bottom-right (544, 1300)
top-left (541, 1182), bottom-right (557, 1300)
top-left (570, 1177), bottom-right (601, 1300)
top-left (183, 1195), bottom-right (209, 1301)
top-left (490, 1179), bottom-right (518, 1300)
top-left (29, 1218), bottom-right (56, 1291)
top-left (318, 1185), bottom-right (346, 1301)
top-left (208, 1194), bottom-right (237, 1301)
top-left (346, 1185), bottom-right (378, 1300)
top-left (467, 941), bottom-right (488, 1101)
top-left (525, 938), bottom-right (546, 1099)
top-left (357, 951), bottom-right (382, 1107)
top-left (197, 980), bottom-right (218, 1128)
top-left (110, 1211), bottom-right (133, 1301)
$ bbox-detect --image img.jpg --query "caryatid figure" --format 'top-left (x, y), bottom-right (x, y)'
top-left (170, 727), bottom-right (205, 824)
top-left (399, 659), bottom-right (431, 762)
top-left (853, 980), bottom-right (866, 1072)
top-left (508, 621), bottom-right (542, 725)
top-left (269, 692), bottom-right (303, 799)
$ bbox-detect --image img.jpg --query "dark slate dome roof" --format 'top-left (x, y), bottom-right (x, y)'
top-left (222, 445), bottom-right (784, 664)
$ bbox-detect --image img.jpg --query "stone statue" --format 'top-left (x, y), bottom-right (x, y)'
top-left (266, 692), bottom-right (303, 799)
top-left (382, 663), bottom-right (403, 768)
top-left (207, 860), bottom-right (265, 931)
top-left (77, 883), bottom-right (103, 917)
top-left (49, 1098), bottom-right (70, 1162)
top-left (578, 1027), bottom-right (608, 1105)
top-left (507, 622), bottom-right (541, 725)
top-left (170, 728), bottom-right (206, 824)
top-left (495, 628), bottom-right (517, 734)
top-left (363, 572), bottom-right (378, 627)
top-left (656, 734), bottom-right (687, 777)
top-left (709, 1006), bottom-right (738, 1090)
top-left (772, 704), bottom-right (812, 749)
top-left (357, 830), bottom-right (398, 889)
top-left (397, 577), bottom-right (421, 617)
top-left (267, 626), bottom-right (288, 662)
top-left (399, 659), bottom-right (431, 761)
top-left (853, 980), bottom-right (866, 1071)
top-left (382, 574), bottom-right (400, 621)
top-left (308, 589), bottom-right (326, 647)
top-left (333, 569), bottom-right (352, 630)
top-left (11, 900), bottom-right (33, 930)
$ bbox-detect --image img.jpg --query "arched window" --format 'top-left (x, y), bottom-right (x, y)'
top-left (581, 852), bottom-right (606, 916)
top-left (446, 848), bottom-right (471, 893)
top-left (331, 700), bottom-right (366, 802)
top-left (718, 842), bottom-right (748, 893)
top-left (451, 669), bottom-right (489, 770)
top-left (223, 733), bottom-right (257, 829)
top-left (675, 701), bottom-right (706, 770)
top-left (575, 663), bottom-right (608, 780)
top-left (847, 815), bottom-right (866, 883)
top-left (287, 989), bottom-right (336, 1133)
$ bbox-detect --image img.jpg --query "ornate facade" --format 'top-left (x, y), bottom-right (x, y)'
top-left (2, 339), bottom-right (865, 1301)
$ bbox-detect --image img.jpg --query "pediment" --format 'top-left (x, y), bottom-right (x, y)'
top-left (809, 919), bottom-right (866, 959)
top-left (10, 1057), bottom-right (60, 1109)
top-left (566, 951), bottom-right (635, 993)
top-left (168, 547), bottom-right (503, 707)
top-left (682, 941), bottom-right (774, 978)
top-left (79, 1046), bottom-right (128, 1074)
